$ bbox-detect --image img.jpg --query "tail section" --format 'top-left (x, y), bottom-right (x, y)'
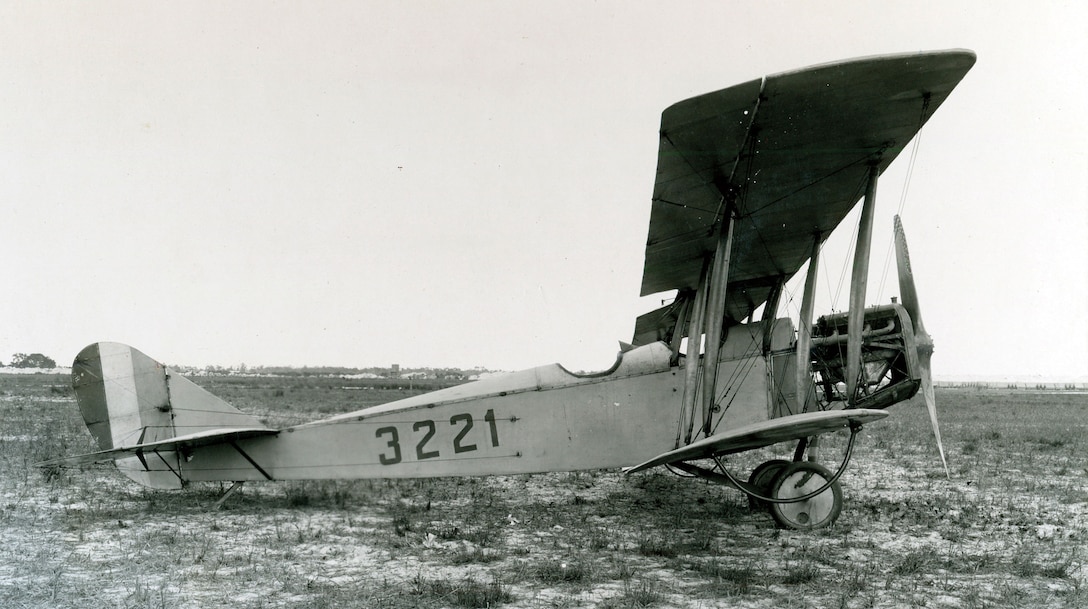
top-left (71, 342), bottom-right (270, 489)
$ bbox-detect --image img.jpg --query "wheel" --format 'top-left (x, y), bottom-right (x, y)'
top-left (768, 461), bottom-right (843, 529)
top-left (747, 459), bottom-right (789, 510)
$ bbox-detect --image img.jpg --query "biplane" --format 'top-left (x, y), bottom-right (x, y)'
top-left (43, 50), bottom-right (975, 529)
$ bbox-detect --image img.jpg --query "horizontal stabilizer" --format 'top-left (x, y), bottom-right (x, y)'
top-left (37, 427), bottom-right (278, 467)
top-left (625, 409), bottom-right (888, 475)
top-left (59, 342), bottom-right (275, 488)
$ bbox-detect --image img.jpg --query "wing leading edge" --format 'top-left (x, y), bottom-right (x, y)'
top-left (37, 427), bottom-right (278, 467)
top-left (624, 409), bottom-right (888, 474)
top-left (640, 50), bottom-right (976, 323)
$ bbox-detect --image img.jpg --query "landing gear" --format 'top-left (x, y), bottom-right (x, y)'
top-left (666, 425), bottom-right (862, 529)
top-left (767, 462), bottom-right (842, 529)
top-left (744, 458), bottom-right (844, 528)
top-left (746, 459), bottom-right (789, 510)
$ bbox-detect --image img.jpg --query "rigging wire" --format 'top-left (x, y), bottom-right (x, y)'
top-left (665, 463), bottom-right (699, 478)
top-left (707, 332), bottom-right (765, 436)
top-left (877, 95), bottom-right (931, 302)
top-left (821, 244), bottom-right (836, 313)
top-left (831, 173), bottom-right (871, 309)
top-left (779, 271), bottom-right (800, 321)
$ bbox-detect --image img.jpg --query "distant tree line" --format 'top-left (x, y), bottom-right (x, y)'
top-left (175, 363), bottom-right (493, 380)
top-left (6, 353), bottom-right (57, 369)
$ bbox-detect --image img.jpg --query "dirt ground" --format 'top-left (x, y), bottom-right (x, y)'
top-left (1, 374), bottom-right (1084, 608)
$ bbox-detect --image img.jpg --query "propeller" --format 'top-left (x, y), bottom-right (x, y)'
top-left (894, 215), bottom-right (950, 478)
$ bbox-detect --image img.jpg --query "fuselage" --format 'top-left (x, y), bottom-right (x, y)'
top-left (178, 319), bottom-right (800, 483)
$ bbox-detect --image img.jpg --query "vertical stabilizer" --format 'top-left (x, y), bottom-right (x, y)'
top-left (71, 342), bottom-right (268, 489)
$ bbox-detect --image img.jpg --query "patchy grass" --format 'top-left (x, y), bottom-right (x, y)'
top-left (1, 373), bottom-right (1086, 608)
top-left (410, 573), bottom-right (514, 608)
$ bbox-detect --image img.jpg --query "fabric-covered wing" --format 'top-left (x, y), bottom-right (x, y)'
top-left (641, 50), bottom-right (976, 323)
top-left (624, 409), bottom-right (888, 474)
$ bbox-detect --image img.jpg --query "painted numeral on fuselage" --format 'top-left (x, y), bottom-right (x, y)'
top-left (450, 413), bottom-right (476, 454)
top-left (413, 420), bottom-right (440, 460)
top-left (484, 408), bottom-right (499, 447)
top-left (375, 409), bottom-right (501, 466)
top-left (375, 426), bottom-right (402, 465)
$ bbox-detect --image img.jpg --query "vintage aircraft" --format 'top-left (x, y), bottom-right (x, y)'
top-left (43, 49), bottom-right (975, 529)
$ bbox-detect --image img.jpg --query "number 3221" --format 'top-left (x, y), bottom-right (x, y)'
top-left (375, 409), bottom-right (500, 465)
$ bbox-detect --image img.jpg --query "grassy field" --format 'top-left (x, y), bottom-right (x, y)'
top-left (1, 373), bottom-right (1085, 608)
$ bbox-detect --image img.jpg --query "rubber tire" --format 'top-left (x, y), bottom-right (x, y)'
top-left (747, 459), bottom-right (790, 511)
top-left (768, 461), bottom-right (843, 530)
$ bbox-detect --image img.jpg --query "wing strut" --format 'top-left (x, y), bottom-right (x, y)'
top-left (678, 262), bottom-right (710, 446)
top-left (668, 291), bottom-right (693, 364)
top-left (677, 78), bottom-right (764, 445)
top-left (795, 233), bottom-right (822, 412)
top-left (700, 205), bottom-right (737, 435)
top-left (759, 277), bottom-right (785, 355)
top-left (846, 165), bottom-right (879, 404)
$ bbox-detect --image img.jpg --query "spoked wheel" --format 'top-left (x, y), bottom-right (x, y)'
top-left (747, 459), bottom-right (789, 511)
top-left (768, 461), bottom-right (843, 529)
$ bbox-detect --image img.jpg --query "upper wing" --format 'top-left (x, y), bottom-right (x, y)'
top-left (624, 409), bottom-right (888, 474)
top-left (641, 50), bottom-right (976, 321)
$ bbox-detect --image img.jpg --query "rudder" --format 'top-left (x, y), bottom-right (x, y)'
top-left (72, 342), bottom-right (268, 489)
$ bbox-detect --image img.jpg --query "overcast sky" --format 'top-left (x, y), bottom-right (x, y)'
top-left (2, 2), bottom-right (1085, 379)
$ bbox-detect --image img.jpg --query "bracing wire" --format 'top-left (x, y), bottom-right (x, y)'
top-left (707, 331), bottom-right (766, 436)
top-left (831, 173), bottom-right (870, 309)
top-left (877, 95), bottom-right (931, 302)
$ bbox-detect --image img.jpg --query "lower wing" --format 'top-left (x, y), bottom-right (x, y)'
top-left (624, 409), bottom-right (888, 474)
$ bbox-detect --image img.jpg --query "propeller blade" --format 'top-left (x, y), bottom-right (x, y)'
top-left (894, 215), bottom-right (925, 335)
top-left (918, 349), bottom-right (949, 478)
top-left (894, 215), bottom-right (949, 478)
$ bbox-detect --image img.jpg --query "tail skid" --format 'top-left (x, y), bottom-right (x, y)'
top-left (64, 342), bottom-right (272, 489)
